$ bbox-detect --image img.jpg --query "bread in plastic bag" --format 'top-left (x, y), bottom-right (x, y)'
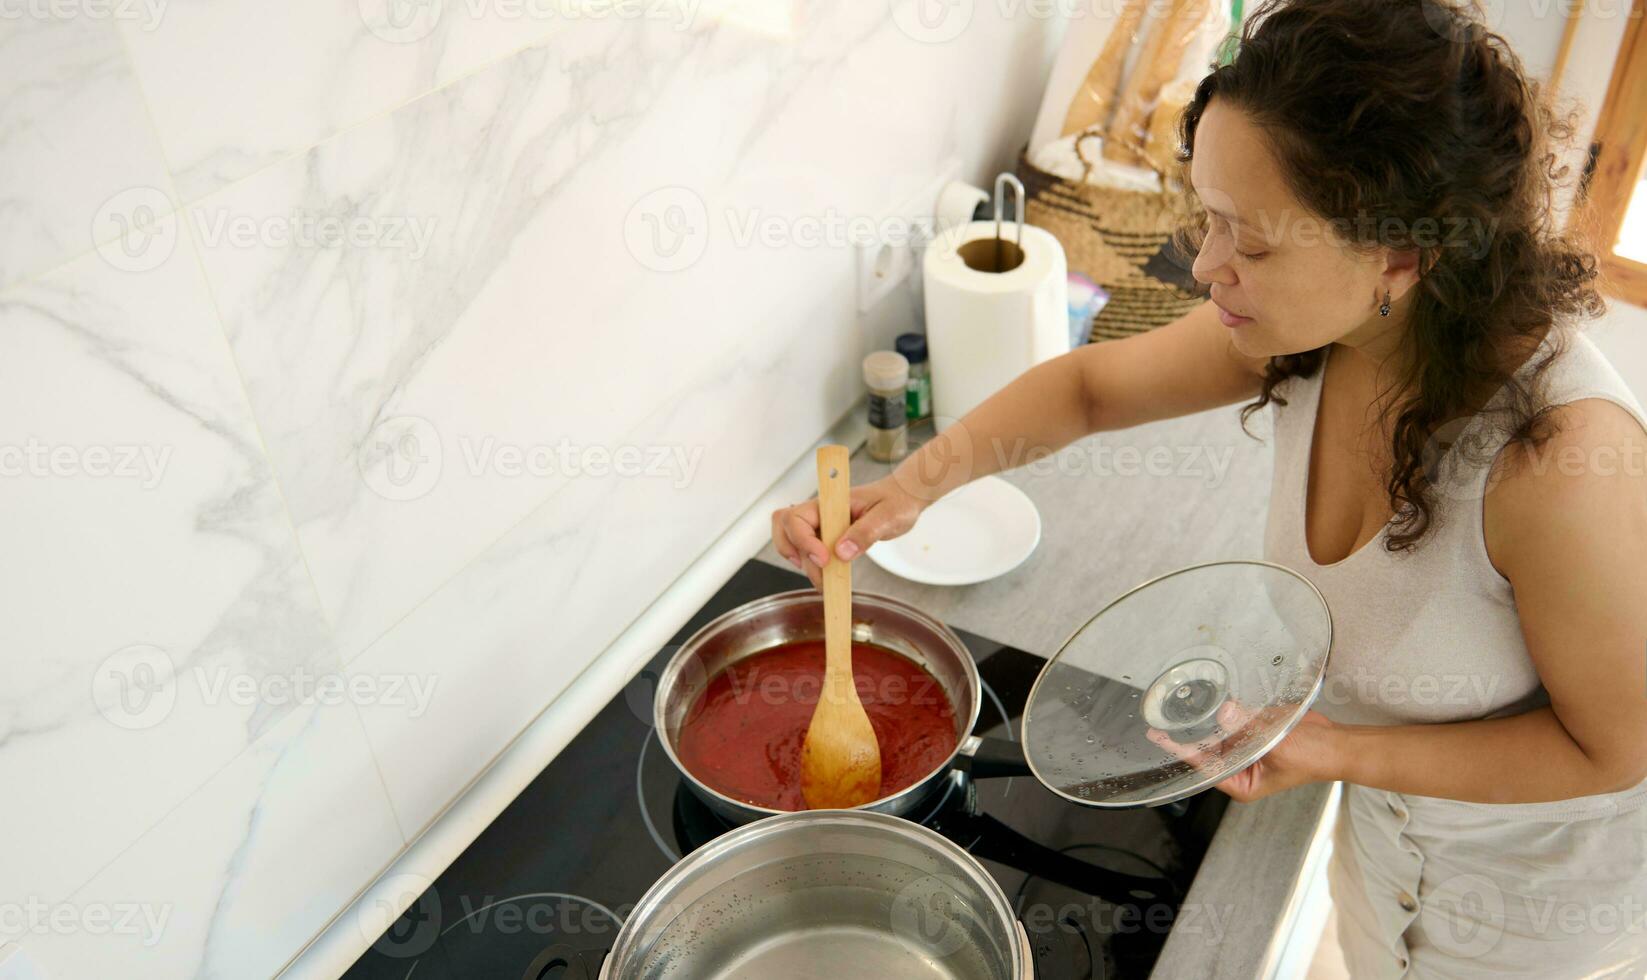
top-left (1027, 0), bottom-right (1231, 187)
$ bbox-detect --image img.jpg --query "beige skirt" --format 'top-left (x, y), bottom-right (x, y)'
top-left (1327, 780), bottom-right (1647, 979)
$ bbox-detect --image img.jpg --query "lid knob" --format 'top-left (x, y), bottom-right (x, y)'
top-left (1141, 655), bottom-right (1229, 741)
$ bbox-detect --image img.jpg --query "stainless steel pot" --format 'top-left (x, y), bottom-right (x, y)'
top-left (597, 809), bottom-right (1033, 980)
top-left (652, 589), bottom-right (1029, 825)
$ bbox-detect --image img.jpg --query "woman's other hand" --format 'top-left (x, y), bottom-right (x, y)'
top-left (1146, 702), bottom-right (1341, 803)
top-left (771, 475), bottom-right (928, 588)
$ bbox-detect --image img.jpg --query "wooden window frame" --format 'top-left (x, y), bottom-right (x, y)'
top-left (1576, 0), bottom-right (1647, 308)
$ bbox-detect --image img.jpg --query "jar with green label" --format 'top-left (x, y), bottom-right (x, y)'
top-left (895, 333), bottom-right (931, 423)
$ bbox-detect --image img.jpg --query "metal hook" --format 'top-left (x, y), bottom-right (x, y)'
top-left (993, 172), bottom-right (1025, 252)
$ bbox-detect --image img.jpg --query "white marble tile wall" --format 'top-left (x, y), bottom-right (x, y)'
top-left (0, 16), bottom-right (173, 287)
top-left (0, 232), bottom-right (342, 903)
top-left (1, 2), bottom-right (1061, 975)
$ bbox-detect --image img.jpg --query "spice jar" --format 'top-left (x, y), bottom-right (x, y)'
top-left (863, 350), bottom-right (910, 462)
top-left (895, 332), bottom-right (932, 423)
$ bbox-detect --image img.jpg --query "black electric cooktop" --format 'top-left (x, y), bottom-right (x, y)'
top-left (346, 559), bottom-right (1228, 979)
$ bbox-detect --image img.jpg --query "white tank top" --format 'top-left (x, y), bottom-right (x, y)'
top-left (1261, 326), bottom-right (1647, 978)
top-left (1264, 326), bottom-right (1647, 727)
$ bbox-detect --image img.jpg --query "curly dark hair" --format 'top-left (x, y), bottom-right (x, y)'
top-left (1172, 0), bottom-right (1607, 552)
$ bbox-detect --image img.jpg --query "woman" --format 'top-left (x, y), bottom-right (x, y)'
top-left (772, 0), bottom-right (1647, 975)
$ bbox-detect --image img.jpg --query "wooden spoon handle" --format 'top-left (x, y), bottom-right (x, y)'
top-left (815, 445), bottom-right (852, 701)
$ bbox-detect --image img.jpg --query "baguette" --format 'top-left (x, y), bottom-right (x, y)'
top-left (1142, 76), bottom-right (1199, 176)
top-left (1059, 0), bottom-right (1149, 139)
top-left (1104, 0), bottom-right (1210, 167)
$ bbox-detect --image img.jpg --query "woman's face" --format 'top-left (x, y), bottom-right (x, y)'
top-left (1188, 98), bottom-right (1401, 358)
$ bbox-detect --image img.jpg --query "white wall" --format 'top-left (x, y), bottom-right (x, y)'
top-left (1487, 0), bottom-right (1630, 224)
top-left (1490, 0), bottom-right (1647, 399)
top-left (1592, 300), bottom-right (1647, 401)
top-left (0, 4), bottom-right (1063, 976)
top-left (1494, 0), bottom-right (1566, 78)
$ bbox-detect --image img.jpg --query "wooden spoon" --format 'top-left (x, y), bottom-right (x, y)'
top-left (799, 445), bottom-right (883, 810)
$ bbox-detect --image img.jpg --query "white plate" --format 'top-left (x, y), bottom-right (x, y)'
top-left (865, 475), bottom-right (1041, 586)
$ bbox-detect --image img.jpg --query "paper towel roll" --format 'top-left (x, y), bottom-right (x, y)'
top-left (923, 220), bottom-right (1071, 433)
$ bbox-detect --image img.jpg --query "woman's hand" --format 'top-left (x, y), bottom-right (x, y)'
top-left (1146, 701), bottom-right (1341, 803)
top-left (771, 475), bottom-right (929, 588)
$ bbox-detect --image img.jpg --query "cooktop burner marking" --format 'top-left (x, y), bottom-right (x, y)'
top-left (389, 893), bottom-right (623, 980)
top-left (441, 892), bottom-right (623, 932)
top-left (980, 676), bottom-right (1017, 798)
top-left (635, 732), bottom-right (679, 863)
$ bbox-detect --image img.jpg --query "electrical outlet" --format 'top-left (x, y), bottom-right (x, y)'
top-left (856, 237), bottom-right (916, 313)
top-left (855, 160), bottom-right (963, 315)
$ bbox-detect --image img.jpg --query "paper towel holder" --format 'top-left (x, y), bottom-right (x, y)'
top-left (957, 172), bottom-right (1028, 275)
top-left (993, 172), bottom-right (1025, 249)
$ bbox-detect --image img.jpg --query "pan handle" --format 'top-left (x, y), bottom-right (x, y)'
top-left (955, 734), bottom-right (1034, 780)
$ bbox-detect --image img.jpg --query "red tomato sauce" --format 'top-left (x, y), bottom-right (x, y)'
top-left (675, 639), bottom-right (960, 811)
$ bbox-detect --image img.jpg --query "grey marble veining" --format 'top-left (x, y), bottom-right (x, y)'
top-left (191, 8), bottom-right (963, 663)
top-left (755, 403), bottom-right (1336, 979)
top-left (6, 2), bottom-right (1069, 975)
top-left (0, 229), bottom-right (350, 922)
top-left (0, 15), bottom-right (173, 288)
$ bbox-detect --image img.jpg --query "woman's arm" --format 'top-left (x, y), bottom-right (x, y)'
top-left (1333, 704), bottom-right (1644, 803)
top-left (774, 300), bottom-right (1267, 582)
top-left (1358, 397), bottom-right (1647, 803)
top-left (888, 299), bottom-right (1268, 505)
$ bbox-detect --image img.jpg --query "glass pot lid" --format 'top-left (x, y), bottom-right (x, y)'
top-left (1022, 559), bottom-right (1333, 808)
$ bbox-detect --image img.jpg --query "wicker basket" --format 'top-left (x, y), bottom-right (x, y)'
top-left (1018, 145), bottom-right (1207, 342)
